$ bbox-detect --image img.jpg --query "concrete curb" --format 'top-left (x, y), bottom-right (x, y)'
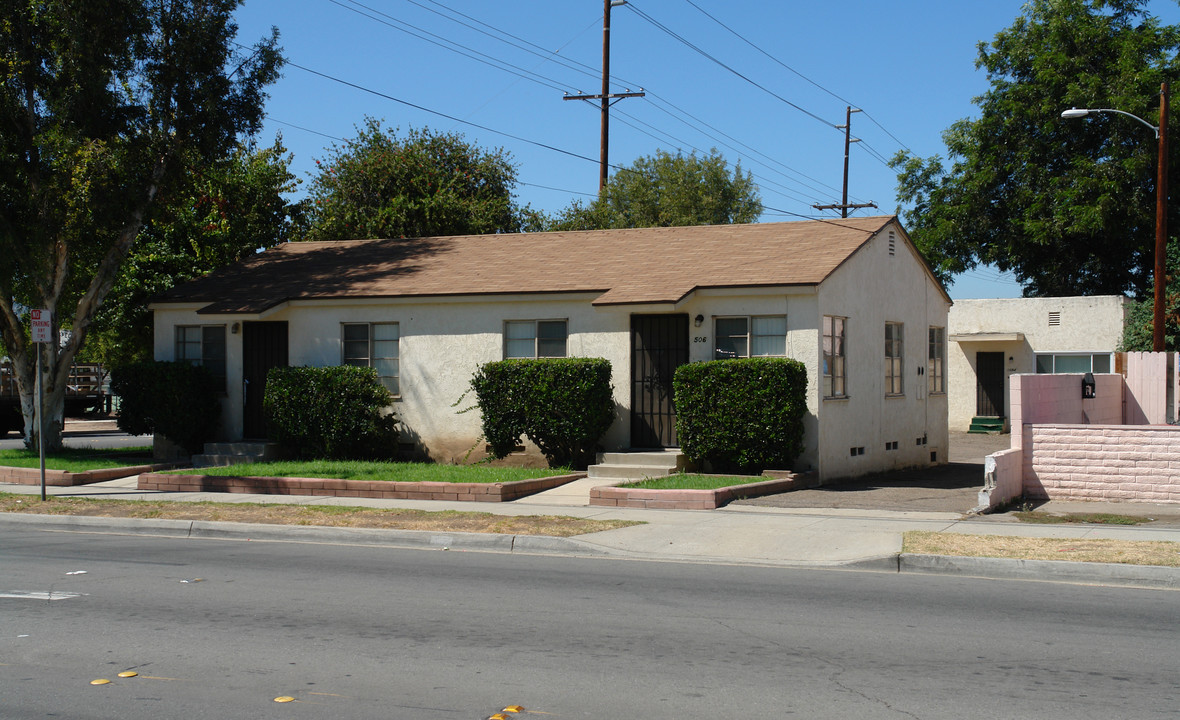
top-left (3, 514), bottom-right (1179, 587)
top-left (0, 513), bottom-right (618, 557)
top-left (898, 553), bottom-right (1180, 589)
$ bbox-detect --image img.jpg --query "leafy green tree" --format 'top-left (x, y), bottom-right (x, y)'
top-left (302, 118), bottom-right (541, 240)
top-left (549, 149), bottom-right (761, 230)
top-left (0, 0), bottom-right (282, 451)
top-left (1121, 244), bottom-right (1180, 350)
top-left (82, 140), bottom-right (299, 369)
top-left (891, 0), bottom-right (1180, 296)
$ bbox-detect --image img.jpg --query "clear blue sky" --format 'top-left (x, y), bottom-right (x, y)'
top-left (231, 0), bottom-right (1180, 300)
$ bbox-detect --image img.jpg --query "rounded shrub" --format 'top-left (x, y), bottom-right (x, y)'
top-left (111, 361), bottom-right (221, 454)
top-left (264, 365), bottom-right (398, 460)
top-left (470, 358), bottom-right (614, 469)
top-left (673, 357), bottom-right (807, 474)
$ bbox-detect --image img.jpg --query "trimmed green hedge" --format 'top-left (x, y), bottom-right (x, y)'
top-left (264, 365), bottom-right (397, 460)
top-left (673, 358), bottom-right (807, 474)
top-left (111, 361), bottom-right (221, 454)
top-left (470, 358), bottom-right (614, 469)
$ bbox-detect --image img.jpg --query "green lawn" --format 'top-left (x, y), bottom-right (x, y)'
top-left (621, 473), bottom-right (768, 491)
top-left (168, 460), bottom-right (573, 484)
top-left (0, 447), bottom-right (155, 472)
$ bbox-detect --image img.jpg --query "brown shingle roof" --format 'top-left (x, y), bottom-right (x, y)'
top-left (154, 217), bottom-right (904, 314)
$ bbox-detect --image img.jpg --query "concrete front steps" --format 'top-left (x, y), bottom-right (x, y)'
top-left (586, 449), bottom-right (689, 483)
top-left (191, 441), bottom-right (281, 468)
top-left (513, 449), bottom-right (688, 507)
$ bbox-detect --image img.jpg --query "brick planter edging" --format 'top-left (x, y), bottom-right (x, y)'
top-left (136, 471), bottom-right (584, 502)
top-left (590, 472), bottom-right (817, 510)
top-left (0, 462), bottom-right (184, 487)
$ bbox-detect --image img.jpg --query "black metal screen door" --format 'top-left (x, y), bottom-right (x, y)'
top-left (630, 314), bottom-right (689, 447)
top-left (976, 351), bottom-right (1005, 417)
top-left (242, 321), bottom-right (289, 438)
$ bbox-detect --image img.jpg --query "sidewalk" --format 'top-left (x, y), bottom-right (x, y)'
top-left (3, 471), bottom-right (1179, 589)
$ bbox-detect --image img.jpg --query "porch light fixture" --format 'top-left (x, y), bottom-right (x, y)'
top-left (1060, 82), bottom-right (1169, 351)
top-left (694, 314), bottom-right (704, 327)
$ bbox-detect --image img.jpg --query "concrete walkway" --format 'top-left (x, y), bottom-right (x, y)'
top-left (4, 423), bottom-right (1179, 587)
top-left (3, 469), bottom-right (1180, 589)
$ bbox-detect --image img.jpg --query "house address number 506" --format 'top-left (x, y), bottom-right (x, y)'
top-left (693, 336), bottom-right (707, 343)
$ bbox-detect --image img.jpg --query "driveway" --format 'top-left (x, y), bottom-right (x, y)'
top-left (733, 432), bottom-right (1011, 514)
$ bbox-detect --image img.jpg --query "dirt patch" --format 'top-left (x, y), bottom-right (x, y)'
top-left (0, 495), bottom-right (639, 537)
top-left (905, 531), bottom-right (1180, 567)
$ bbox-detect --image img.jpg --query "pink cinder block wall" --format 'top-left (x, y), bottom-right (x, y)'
top-left (1024, 425), bottom-right (1180, 503)
top-left (983, 369), bottom-right (1178, 509)
top-left (1009, 373), bottom-right (1124, 444)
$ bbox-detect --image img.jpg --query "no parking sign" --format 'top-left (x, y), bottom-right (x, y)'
top-left (31, 309), bottom-right (51, 343)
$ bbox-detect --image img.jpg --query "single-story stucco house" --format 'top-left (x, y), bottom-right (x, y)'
top-left (948, 295), bottom-right (1130, 433)
top-left (150, 216), bottom-right (950, 481)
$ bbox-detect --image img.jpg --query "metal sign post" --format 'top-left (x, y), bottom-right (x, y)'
top-left (31, 309), bottom-right (51, 501)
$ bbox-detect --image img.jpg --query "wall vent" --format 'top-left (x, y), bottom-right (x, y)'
top-left (888, 232), bottom-right (896, 256)
top-left (1048, 311), bottom-right (1061, 326)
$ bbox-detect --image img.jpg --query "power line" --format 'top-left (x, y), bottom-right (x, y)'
top-left (680, 0), bottom-right (912, 157)
top-left (622, 3), bottom-right (838, 130)
top-left (327, 0), bottom-right (570, 93)
top-left (408, 0), bottom-right (603, 82)
top-left (283, 58), bottom-right (607, 168)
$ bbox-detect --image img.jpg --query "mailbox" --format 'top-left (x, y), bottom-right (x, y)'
top-left (1082, 372), bottom-right (1096, 399)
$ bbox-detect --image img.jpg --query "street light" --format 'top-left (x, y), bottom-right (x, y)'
top-left (1061, 82), bottom-right (1170, 352)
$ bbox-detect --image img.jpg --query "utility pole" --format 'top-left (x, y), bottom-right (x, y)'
top-left (813, 106), bottom-right (877, 218)
top-left (563, 0), bottom-right (644, 195)
top-left (1154, 81), bottom-right (1169, 352)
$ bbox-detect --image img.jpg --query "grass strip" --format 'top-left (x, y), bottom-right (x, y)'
top-left (622, 473), bottom-right (768, 491)
top-left (0, 447), bottom-right (154, 472)
top-left (0, 492), bottom-right (639, 537)
top-left (1013, 511), bottom-right (1151, 526)
top-left (166, 460), bottom-right (573, 484)
top-left (904, 530), bottom-right (1180, 567)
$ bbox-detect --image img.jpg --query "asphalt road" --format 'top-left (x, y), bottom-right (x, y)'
top-left (0, 419), bottom-right (149, 451)
top-left (2, 528), bottom-right (1177, 719)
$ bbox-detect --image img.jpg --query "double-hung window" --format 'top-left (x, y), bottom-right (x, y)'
top-left (342, 322), bottom-right (400, 395)
top-left (714, 315), bottom-right (787, 360)
top-left (885, 322), bottom-right (904, 395)
top-left (175, 325), bottom-right (226, 389)
top-left (823, 316), bottom-right (847, 398)
top-left (504, 320), bottom-right (567, 358)
top-left (928, 326), bottom-right (946, 394)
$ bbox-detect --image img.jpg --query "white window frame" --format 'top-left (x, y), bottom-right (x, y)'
top-left (823, 315), bottom-right (847, 398)
top-left (713, 315), bottom-right (787, 360)
top-left (175, 325), bottom-right (226, 389)
top-left (885, 322), bottom-right (904, 396)
top-left (504, 319), bottom-right (568, 359)
top-left (342, 322), bottom-right (400, 395)
top-left (928, 326), bottom-right (946, 394)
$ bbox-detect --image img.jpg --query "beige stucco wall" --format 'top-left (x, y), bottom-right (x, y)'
top-left (152, 288), bottom-right (826, 467)
top-left (814, 223), bottom-right (950, 480)
top-left (947, 296), bottom-right (1129, 431)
